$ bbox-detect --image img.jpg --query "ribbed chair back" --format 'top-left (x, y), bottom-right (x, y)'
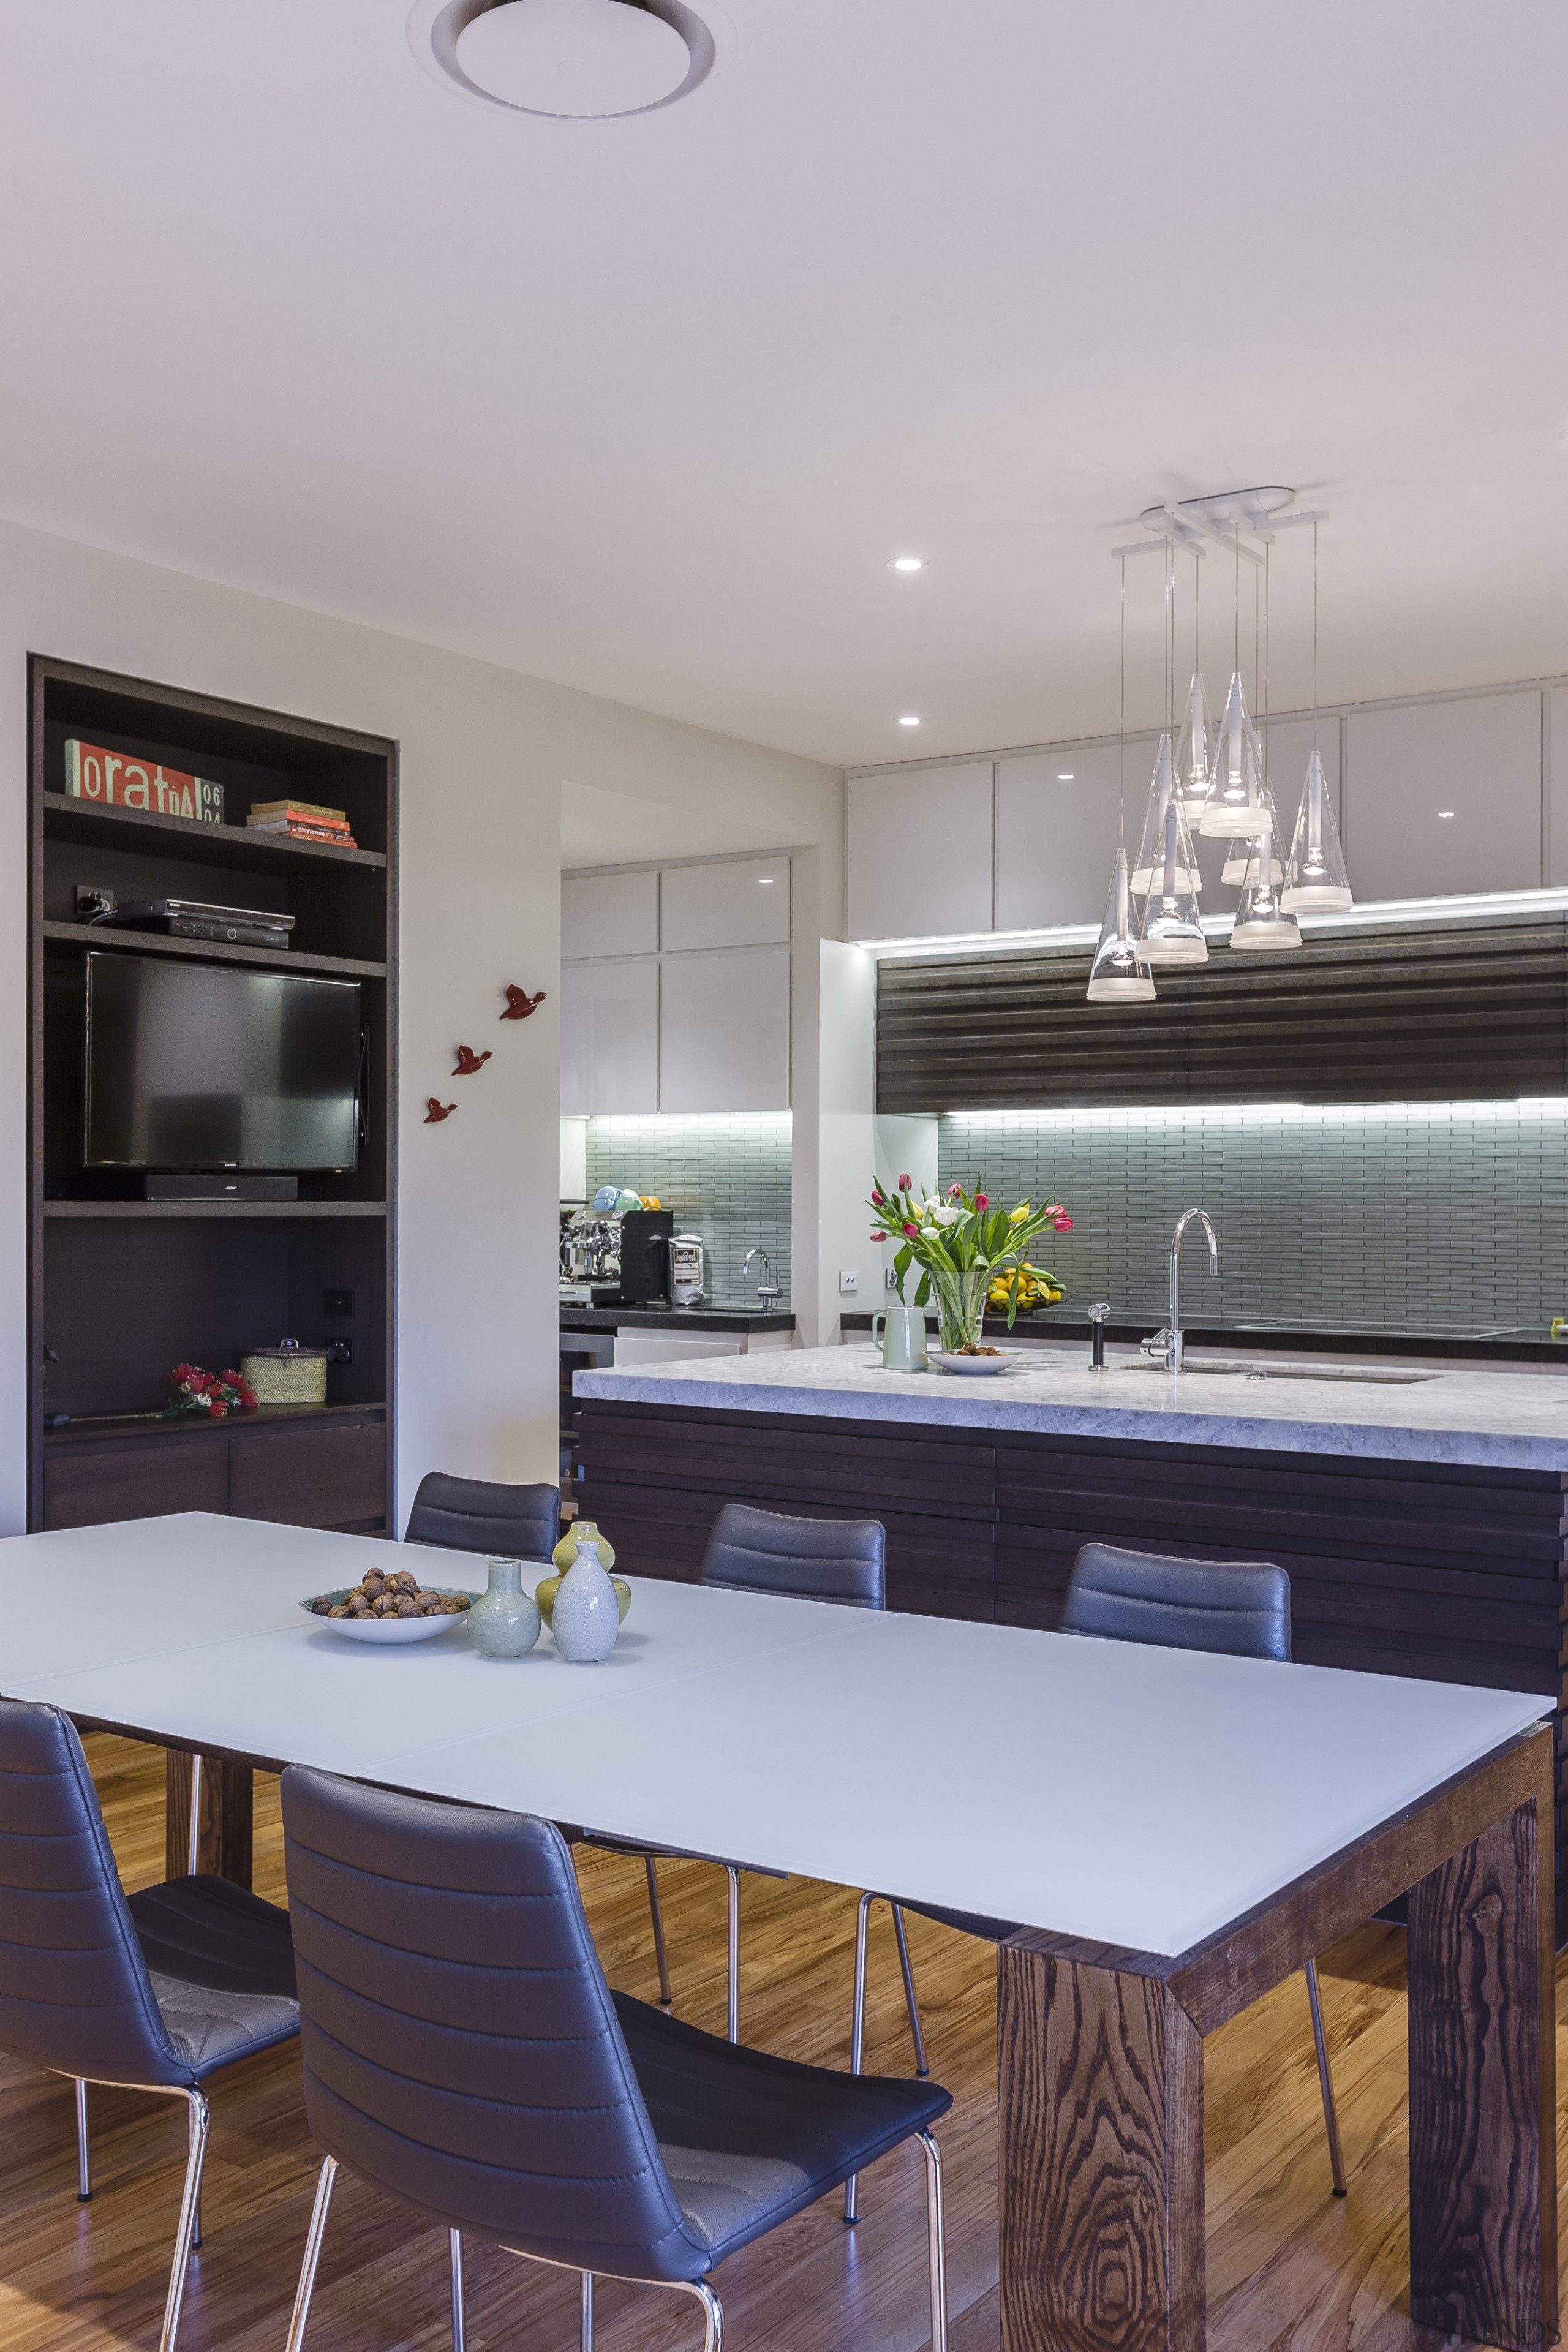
top-left (0, 1700), bottom-right (186, 2087)
top-left (699, 1502), bottom-right (886, 1609)
top-left (404, 1472), bottom-right (560, 1562)
top-left (280, 1766), bottom-right (712, 2281)
top-left (1061, 1541), bottom-right (1291, 1662)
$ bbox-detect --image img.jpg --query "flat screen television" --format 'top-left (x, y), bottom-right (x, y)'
top-left (84, 953), bottom-right (363, 1170)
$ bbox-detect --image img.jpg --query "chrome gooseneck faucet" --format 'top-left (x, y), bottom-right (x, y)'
top-left (744, 1247), bottom-right (782, 1305)
top-left (1140, 1208), bottom-right (1218, 1372)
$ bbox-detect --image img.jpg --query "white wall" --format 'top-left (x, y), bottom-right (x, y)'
top-left (0, 516), bottom-right (839, 1532)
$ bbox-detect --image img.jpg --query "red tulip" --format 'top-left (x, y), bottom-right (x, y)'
top-left (974, 1193), bottom-right (989, 1211)
top-left (902, 1221), bottom-right (919, 1238)
top-left (947, 1183), bottom-right (963, 1197)
top-left (898, 1173), bottom-right (912, 1191)
top-left (1054, 1213), bottom-right (1073, 1231)
top-left (870, 1229), bottom-right (888, 1241)
top-left (871, 1189), bottom-right (885, 1206)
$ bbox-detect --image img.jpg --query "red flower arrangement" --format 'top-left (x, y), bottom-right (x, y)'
top-left (164, 1363), bottom-right (260, 1420)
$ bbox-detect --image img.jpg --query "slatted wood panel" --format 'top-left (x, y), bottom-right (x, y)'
top-left (877, 917), bottom-right (1568, 1110)
top-left (575, 1400), bottom-right (1568, 1939)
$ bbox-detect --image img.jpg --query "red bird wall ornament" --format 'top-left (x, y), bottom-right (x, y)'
top-left (424, 1098), bottom-right (457, 1123)
top-left (452, 1045), bottom-right (492, 1076)
top-left (501, 984), bottom-right (546, 1021)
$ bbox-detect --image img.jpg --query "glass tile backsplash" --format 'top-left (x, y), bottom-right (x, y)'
top-left (581, 1114), bottom-right (792, 1308)
top-left (937, 1102), bottom-right (1568, 1333)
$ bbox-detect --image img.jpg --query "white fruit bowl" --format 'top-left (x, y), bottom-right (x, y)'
top-left (300, 1589), bottom-right (479, 1643)
top-left (929, 1349), bottom-right (1027, 1376)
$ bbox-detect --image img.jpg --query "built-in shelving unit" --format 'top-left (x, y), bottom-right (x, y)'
top-left (28, 655), bottom-right (398, 1534)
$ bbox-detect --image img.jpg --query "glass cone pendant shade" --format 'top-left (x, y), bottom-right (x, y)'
top-left (1130, 734), bottom-right (1202, 895)
top-left (1220, 778), bottom-right (1286, 885)
top-left (1281, 747), bottom-right (1354, 913)
top-left (1198, 670), bottom-right (1264, 837)
top-left (1230, 818), bottom-right (1302, 951)
top-left (1174, 673), bottom-right (1212, 818)
top-left (1087, 846), bottom-right (1156, 1001)
top-left (1137, 796), bottom-right (1208, 964)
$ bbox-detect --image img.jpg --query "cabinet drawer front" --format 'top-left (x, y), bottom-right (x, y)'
top-left (45, 1439), bottom-right (228, 1530)
top-left (228, 1421), bottom-right (386, 1530)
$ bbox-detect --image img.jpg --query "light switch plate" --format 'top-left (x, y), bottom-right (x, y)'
top-left (885, 1267), bottom-right (899, 1292)
top-left (839, 1269), bottom-right (858, 1294)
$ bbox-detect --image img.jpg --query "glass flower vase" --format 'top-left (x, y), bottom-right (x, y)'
top-left (928, 1265), bottom-right (989, 1352)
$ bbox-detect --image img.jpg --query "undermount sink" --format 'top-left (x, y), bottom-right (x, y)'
top-left (1118, 1358), bottom-right (1438, 1385)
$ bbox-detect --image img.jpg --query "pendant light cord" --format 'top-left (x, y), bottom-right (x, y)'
top-left (1312, 517), bottom-right (1320, 750)
top-left (1118, 555), bottom-right (1126, 845)
top-left (1232, 521), bottom-right (1240, 671)
top-left (1263, 537), bottom-right (1270, 783)
top-left (1193, 549), bottom-right (1200, 677)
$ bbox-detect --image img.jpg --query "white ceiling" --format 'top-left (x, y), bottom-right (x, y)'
top-left (560, 776), bottom-right (792, 866)
top-left (4, 0), bottom-right (1567, 769)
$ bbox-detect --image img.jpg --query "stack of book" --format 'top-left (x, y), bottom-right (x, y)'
top-left (246, 797), bottom-right (358, 846)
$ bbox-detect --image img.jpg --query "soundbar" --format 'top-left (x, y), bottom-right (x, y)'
top-left (144, 1174), bottom-right (300, 1201)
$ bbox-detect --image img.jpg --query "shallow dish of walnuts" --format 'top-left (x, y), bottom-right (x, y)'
top-left (300, 1565), bottom-right (479, 1643)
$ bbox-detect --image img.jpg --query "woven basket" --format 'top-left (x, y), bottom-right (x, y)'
top-left (241, 1339), bottom-right (328, 1404)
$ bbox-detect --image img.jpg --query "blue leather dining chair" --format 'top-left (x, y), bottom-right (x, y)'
top-left (0, 1699), bottom-right (300, 2352)
top-left (404, 1470), bottom-right (560, 1562)
top-left (848, 1541), bottom-right (1348, 2207)
top-left (279, 1765), bottom-right (952, 2352)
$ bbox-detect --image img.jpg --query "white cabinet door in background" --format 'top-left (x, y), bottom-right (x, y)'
top-left (995, 744), bottom-right (1148, 930)
top-left (660, 946), bottom-right (790, 1112)
top-left (846, 762), bottom-right (993, 942)
top-left (661, 858), bottom-right (790, 951)
top-left (1346, 693), bottom-right (1542, 900)
top-left (559, 958), bottom-right (659, 1114)
top-left (562, 868), bottom-right (659, 957)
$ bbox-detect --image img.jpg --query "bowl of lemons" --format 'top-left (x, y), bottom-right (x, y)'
top-left (986, 1265), bottom-right (1065, 1319)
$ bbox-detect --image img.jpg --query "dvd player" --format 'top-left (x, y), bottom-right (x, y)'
top-left (92, 898), bottom-right (295, 950)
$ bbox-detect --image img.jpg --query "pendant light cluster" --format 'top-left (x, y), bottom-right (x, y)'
top-left (1088, 494), bottom-right (1352, 1006)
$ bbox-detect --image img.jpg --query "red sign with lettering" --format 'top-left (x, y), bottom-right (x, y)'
top-left (64, 739), bottom-right (224, 825)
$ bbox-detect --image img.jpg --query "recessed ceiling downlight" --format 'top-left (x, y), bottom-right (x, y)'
top-left (410, 0), bottom-right (715, 119)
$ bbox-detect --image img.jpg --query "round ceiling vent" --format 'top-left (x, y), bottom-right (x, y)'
top-left (409, 0), bottom-right (716, 120)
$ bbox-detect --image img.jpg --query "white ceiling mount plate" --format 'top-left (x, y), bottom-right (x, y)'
top-left (409, 0), bottom-right (717, 120)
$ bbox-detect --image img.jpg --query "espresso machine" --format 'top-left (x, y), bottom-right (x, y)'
top-left (560, 1206), bottom-right (674, 1306)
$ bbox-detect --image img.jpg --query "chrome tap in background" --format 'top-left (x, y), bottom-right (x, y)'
top-left (1140, 1209), bottom-right (1218, 1371)
top-left (744, 1247), bottom-right (782, 1305)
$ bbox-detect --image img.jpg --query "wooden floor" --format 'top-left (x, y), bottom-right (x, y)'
top-left (3, 1740), bottom-right (1564, 2352)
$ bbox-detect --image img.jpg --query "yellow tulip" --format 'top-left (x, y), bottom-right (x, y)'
top-left (1009, 1204), bottom-right (1030, 1222)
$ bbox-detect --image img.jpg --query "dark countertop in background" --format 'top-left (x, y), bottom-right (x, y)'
top-left (838, 1311), bottom-right (1568, 1365)
top-left (562, 1304), bottom-right (796, 1335)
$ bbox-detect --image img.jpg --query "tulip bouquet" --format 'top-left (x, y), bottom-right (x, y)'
top-left (867, 1175), bottom-right (1073, 1347)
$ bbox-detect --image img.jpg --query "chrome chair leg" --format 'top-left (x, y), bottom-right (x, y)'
top-left (188, 2095), bottom-right (203, 2247)
top-left (645, 1858), bottom-right (673, 2006)
top-left (450, 2230), bottom-right (465, 2352)
top-left (1305, 1959), bottom-right (1348, 2196)
top-left (692, 2279), bottom-right (723, 2351)
top-left (156, 2088), bottom-right (209, 2352)
top-left (75, 2078), bottom-right (91, 2203)
top-left (186, 1753), bottom-right (203, 1876)
top-left (283, 2154), bottom-right (339, 2352)
top-left (890, 1904), bottom-right (929, 2077)
top-left (844, 1890), bottom-right (873, 2223)
top-left (725, 1866), bottom-right (739, 2044)
top-left (919, 2130), bottom-right (949, 2352)
top-left (581, 2268), bottom-right (594, 2352)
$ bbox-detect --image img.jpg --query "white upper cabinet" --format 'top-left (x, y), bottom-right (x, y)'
top-left (846, 761), bottom-right (993, 942)
top-left (995, 744), bottom-right (1140, 932)
top-left (560, 957), bottom-right (658, 1114)
top-left (1346, 693), bottom-right (1542, 901)
top-left (659, 946), bottom-right (790, 1112)
top-left (562, 868), bottom-right (659, 959)
top-left (661, 858), bottom-right (790, 950)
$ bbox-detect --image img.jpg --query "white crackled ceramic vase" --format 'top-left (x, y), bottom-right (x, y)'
top-left (551, 1534), bottom-right (620, 1664)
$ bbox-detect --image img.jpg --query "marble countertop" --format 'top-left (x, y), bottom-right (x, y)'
top-left (573, 1342), bottom-right (1568, 1471)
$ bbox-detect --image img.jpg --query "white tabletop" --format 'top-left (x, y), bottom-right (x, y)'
top-left (575, 1343), bottom-right (1568, 1472)
top-left (0, 1514), bottom-right (1548, 1958)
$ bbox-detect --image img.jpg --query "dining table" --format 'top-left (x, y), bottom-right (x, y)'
top-left (0, 1510), bottom-right (1555, 2352)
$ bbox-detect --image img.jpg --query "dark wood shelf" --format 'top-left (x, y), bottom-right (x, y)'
top-left (42, 791), bottom-right (386, 874)
top-left (43, 1200), bottom-right (388, 1220)
top-left (43, 1400), bottom-right (386, 1446)
top-left (42, 919), bottom-right (385, 980)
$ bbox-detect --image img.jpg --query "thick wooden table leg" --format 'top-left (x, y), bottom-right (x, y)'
top-left (998, 1945), bottom-right (1203, 2352)
top-left (1407, 1732), bottom-right (1556, 2352)
top-left (165, 1751), bottom-right (254, 1888)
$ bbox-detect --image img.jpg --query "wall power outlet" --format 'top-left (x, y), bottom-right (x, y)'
top-left (838, 1269), bottom-right (858, 1294)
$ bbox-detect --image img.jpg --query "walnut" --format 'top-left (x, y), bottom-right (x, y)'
top-left (327, 1604), bottom-right (349, 1618)
top-left (388, 1569), bottom-right (418, 1594)
top-left (415, 1592), bottom-right (440, 1608)
top-left (394, 1597), bottom-right (418, 1617)
top-left (311, 1599), bottom-right (331, 1616)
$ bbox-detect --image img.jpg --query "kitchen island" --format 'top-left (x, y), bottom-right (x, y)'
top-left (574, 1343), bottom-right (1568, 1934)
